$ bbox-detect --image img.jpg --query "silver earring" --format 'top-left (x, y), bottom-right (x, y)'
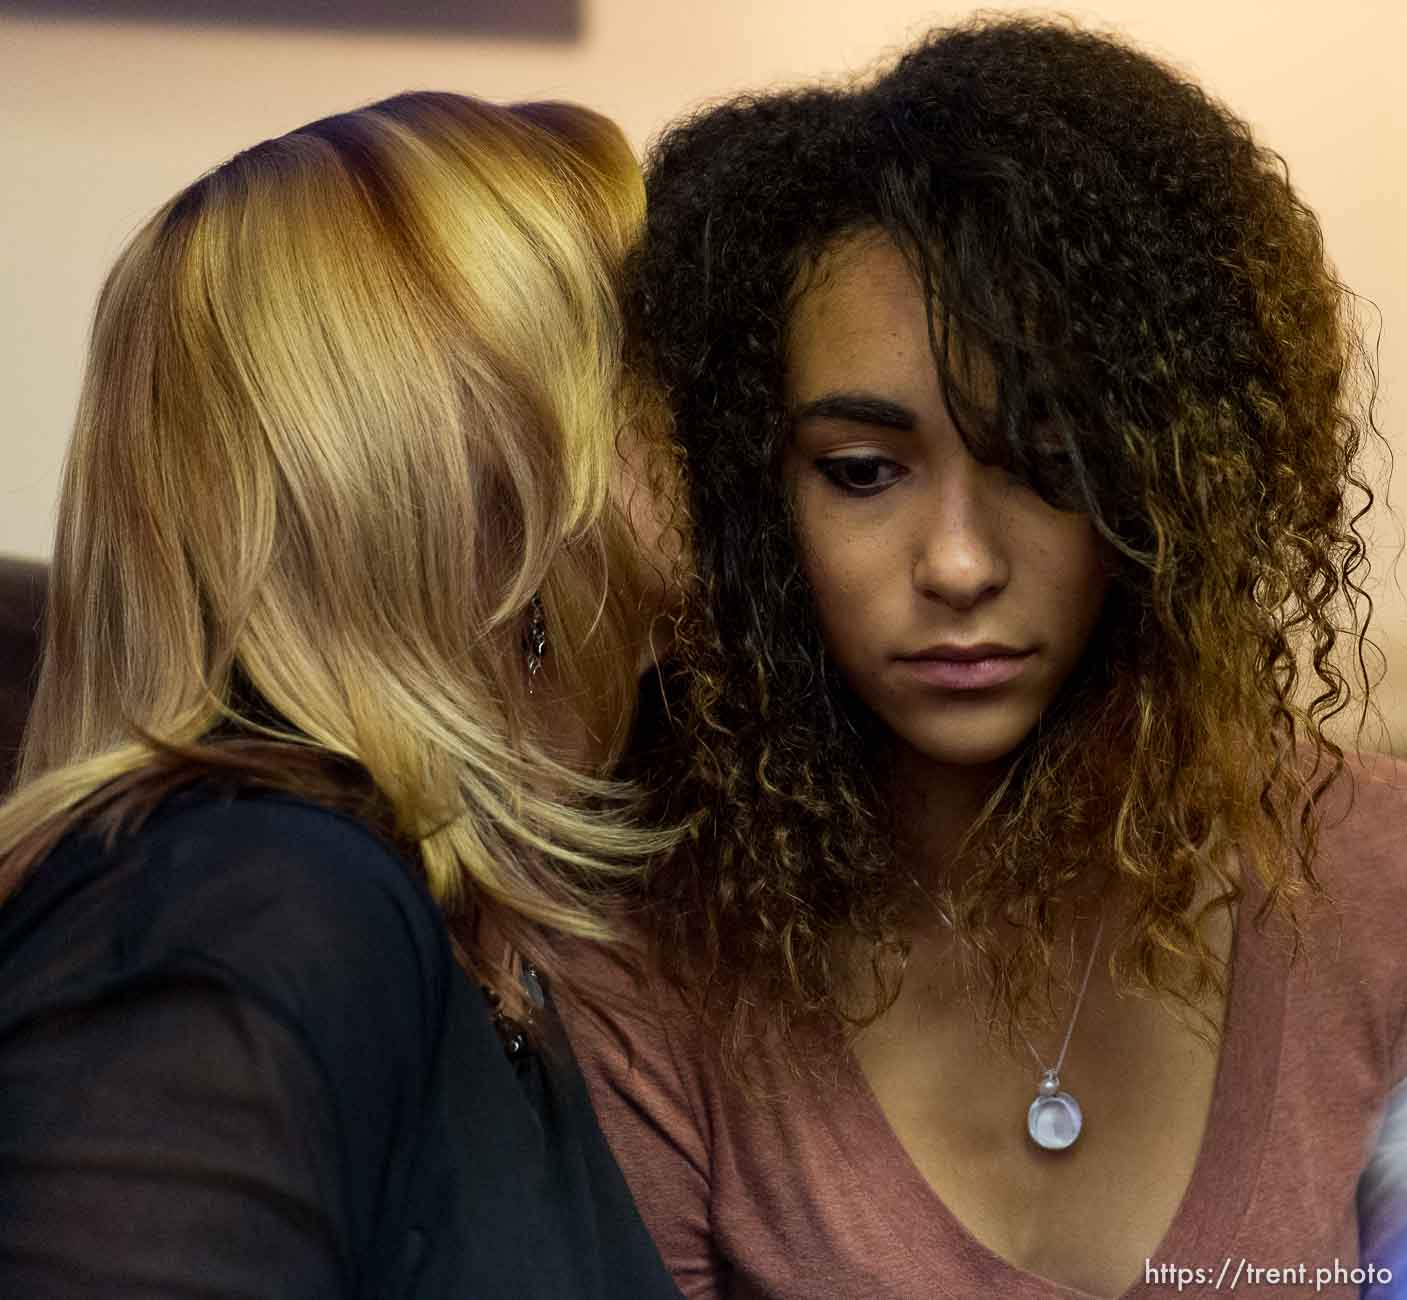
top-left (524, 593), bottom-right (548, 692)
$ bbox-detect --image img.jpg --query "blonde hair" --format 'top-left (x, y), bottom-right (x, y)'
top-left (1, 91), bottom-right (672, 1001)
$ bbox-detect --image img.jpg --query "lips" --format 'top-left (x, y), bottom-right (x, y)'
top-left (894, 645), bottom-right (1033, 690)
top-left (900, 642), bottom-right (1027, 663)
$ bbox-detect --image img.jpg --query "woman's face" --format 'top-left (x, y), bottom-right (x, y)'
top-left (782, 233), bottom-right (1110, 772)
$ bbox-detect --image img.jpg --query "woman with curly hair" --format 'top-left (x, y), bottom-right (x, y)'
top-left (0, 93), bottom-right (681, 1297)
top-left (563, 17), bottom-right (1404, 1299)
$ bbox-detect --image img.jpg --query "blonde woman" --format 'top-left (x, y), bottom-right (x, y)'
top-left (0, 93), bottom-right (680, 1298)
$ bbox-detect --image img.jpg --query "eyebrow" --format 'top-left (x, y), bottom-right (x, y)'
top-left (789, 392), bottom-right (918, 432)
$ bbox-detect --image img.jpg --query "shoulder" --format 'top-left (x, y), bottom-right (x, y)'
top-left (0, 792), bottom-right (457, 1288)
top-left (555, 936), bottom-right (712, 1125)
top-left (553, 937), bottom-right (726, 1282)
top-left (140, 791), bottom-right (442, 967)
top-left (138, 790), bottom-right (441, 930)
top-left (2, 789), bottom-right (451, 1050)
top-left (554, 937), bottom-right (679, 1069)
top-left (555, 936), bottom-right (697, 1046)
top-left (1312, 751), bottom-right (1407, 915)
top-left (1291, 752), bottom-right (1407, 1082)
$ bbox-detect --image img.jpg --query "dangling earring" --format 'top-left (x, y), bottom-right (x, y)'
top-left (523, 593), bottom-right (548, 693)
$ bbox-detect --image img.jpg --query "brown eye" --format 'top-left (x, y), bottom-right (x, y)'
top-left (815, 455), bottom-right (907, 496)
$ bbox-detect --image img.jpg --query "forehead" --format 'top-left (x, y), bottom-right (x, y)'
top-left (785, 232), bottom-right (936, 398)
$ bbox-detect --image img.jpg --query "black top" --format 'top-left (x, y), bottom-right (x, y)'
top-left (0, 789), bottom-right (681, 1299)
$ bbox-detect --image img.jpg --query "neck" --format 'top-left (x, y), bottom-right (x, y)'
top-left (885, 741), bottom-right (1113, 952)
top-left (887, 743), bottom-right (1011, 896)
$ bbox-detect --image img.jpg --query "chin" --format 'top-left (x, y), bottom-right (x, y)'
top-left (889, 711), bottom-right (1038, 770)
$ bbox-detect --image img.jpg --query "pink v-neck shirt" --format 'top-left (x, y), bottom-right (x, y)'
top-left (562, 756), bottom-right (1407, 1299)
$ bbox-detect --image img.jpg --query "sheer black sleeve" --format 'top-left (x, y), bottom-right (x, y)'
top-left (0, 794), bottom-right (448, 1299)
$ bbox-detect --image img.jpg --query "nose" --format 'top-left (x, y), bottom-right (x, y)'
top-left (911, 459), bottom-right (1010, 611)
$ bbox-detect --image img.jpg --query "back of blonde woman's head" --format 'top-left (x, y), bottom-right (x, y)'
top-left (4, 92), bottom-right (669, 974)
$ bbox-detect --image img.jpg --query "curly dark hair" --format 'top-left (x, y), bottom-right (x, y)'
top-left (627, 15), bottom-right (1382, 1071)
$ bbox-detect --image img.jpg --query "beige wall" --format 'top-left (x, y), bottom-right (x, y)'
top-left (3, 0), bottom-right (1404, 740)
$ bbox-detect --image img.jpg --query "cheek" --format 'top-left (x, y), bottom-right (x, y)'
top-left (1042, 521), bottom-right (1112, 637)
top-left (792, 500), bottom-right (872, 617)
top-left (614, 435), bottom-right (679, 592)
top-left (807, 566), bottom-right (870, 642)
top-left (796, 541), bottom-right (891, 676)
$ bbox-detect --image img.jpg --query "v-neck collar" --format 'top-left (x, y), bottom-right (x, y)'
top-left (820, 901), bottom-right (1289, 1298)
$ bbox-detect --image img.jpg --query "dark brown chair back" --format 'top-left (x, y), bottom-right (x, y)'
top-left (0, 557), bottom-right (48, 793)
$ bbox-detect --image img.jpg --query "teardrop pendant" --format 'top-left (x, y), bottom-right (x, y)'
top-left (1026, 1070), bottom-right (1083, 1151)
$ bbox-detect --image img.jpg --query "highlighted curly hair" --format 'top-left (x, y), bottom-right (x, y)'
top-left (628, 16), bottom-right (1384, 1070)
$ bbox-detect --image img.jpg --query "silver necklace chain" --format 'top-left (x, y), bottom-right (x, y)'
top-left (1015, 912), bottom-right (1106, 1080)
top-left (929, 897), bottom-right (1105, 1150)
